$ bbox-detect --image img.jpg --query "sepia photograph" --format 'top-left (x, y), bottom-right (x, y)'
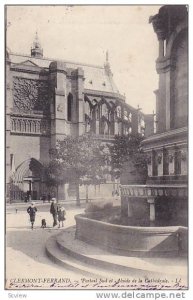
top-left (5, 4), bottom-right (188, 292)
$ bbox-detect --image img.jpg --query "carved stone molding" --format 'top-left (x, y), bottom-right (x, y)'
top-left (121, 184), bottom-right (188, 198)
top-left (11, 116), bottom-right (50, 135)
top-left (150, 14), bottom-right (167, 40)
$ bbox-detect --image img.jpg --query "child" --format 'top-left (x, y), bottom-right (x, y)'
top-left (57, 204), bottom-right (66, 228)
top-left (27, 202), bottom-right (37, 230)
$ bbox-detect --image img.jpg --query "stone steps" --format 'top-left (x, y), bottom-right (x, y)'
top-left (56, 235), bottom-right (156, 277)
top-left (46, 226), bottom-right (187, 280)
top-left (45, 235), bottom-right (117, 279)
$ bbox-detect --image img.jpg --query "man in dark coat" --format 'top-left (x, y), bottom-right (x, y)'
top-left (50, 198), bottom-right (58, 227)
top-left (27, 202), bottom-right (37, 230)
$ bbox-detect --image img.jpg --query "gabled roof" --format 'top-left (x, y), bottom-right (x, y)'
top-left (15, 59), bottom-right (41, 67)
top-left (12, 59), bottom-right (44, 71)
top-left (9, 52), bottom-right (120, 94)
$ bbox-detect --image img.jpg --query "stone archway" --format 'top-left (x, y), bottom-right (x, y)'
top-left (10, 158), bottom-right (45, 201)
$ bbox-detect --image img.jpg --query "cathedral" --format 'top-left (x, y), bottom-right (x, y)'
top-left (6, 34), bottom-right (154, 202)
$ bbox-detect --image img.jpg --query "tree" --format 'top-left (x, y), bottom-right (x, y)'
top-left (107, 133), bottom-right (147, 180)
top-left (45, 134), bottom-right (108, 205)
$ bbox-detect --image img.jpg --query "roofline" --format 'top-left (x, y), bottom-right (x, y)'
top-left (84, 89), bottom-right (125, 101)
top-left (9, 51), bottom-right (105, 70)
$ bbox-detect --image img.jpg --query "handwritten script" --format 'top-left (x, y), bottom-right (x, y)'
top-left (6, 277), bottom-right (188, 290)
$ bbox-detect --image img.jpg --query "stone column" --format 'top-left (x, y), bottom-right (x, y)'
top-left (151, 14), bottom-right (167, 133)
top-left (147, 198), bottom-right (155, 222)
top-left (147, 151), bottom-right (153, 177)
top-left (114, 120), bottom-right (119, 135)
top-left (96, 120), bottom-right (100, 134)
top-left (49, 61), bottom-right (67, 200)
top-left (181, 149), bottom-right (187, 175)
top-left (159, 39), bottom-right (164, 58)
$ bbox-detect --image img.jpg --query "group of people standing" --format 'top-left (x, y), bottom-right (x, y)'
top-left (49, 198), bottom-right (66, 228)
top-left (27, 198), bottom-right (66, 230)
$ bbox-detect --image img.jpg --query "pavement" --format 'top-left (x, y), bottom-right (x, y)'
top-left (5, 201), bottom-right (188, 290)
top-left (6, 203), bottom-right (85, 285)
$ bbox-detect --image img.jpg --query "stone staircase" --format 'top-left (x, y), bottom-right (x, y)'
top-left (45, 226), bottom-right (187, 281)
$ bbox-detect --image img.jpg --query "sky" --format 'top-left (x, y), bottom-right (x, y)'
top-left (6, 5), bottom-right (161, 113)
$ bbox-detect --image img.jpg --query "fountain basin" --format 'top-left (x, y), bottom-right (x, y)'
top-left (75, 213), bottom-right (187, 257)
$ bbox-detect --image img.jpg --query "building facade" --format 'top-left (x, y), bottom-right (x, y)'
top-left (121, 5), bottom-right (188, 227)
top-left (6, 34), bottom-right (153, 202)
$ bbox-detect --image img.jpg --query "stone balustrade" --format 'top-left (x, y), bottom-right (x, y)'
top-left (141, 127), bottom-right (188, 178)
top-left (11, 116), bottom-right (51, 135)
top-left (121, 184), bottom-right (188, 198)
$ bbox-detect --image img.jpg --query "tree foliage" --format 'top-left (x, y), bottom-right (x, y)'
top-left (45, 134), bottom-right (108, 189)
top-left (107, 134), bottom-right (147, 179)
top-left (45, 133), bottom-right (147, 202)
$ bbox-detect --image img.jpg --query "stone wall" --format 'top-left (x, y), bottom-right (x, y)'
top-left (75, 213), bottom-right (187, 256)
top-left (10, 135), bottom-right (50, 167)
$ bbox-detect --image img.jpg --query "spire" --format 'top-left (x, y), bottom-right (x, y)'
top-left (31, 31), bottom-right (43, 58)
top-left (103, 50), bottom-right (119, 93)
top-left (33, 31), bottom-right (41, 49)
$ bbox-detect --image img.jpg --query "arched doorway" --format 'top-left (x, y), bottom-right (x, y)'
top-left (10, 158), bottom-right (45, 201)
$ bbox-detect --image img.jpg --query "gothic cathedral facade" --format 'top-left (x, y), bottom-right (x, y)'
top-left (6, 34), bottom-right (153, 202)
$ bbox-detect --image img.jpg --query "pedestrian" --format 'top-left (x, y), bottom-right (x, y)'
top-left (50, 198), bottom-right (58, 227)
top-left (27, 202), bottom-right (37, 230)
top-left (57, 204), bottom-right (66, 228)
